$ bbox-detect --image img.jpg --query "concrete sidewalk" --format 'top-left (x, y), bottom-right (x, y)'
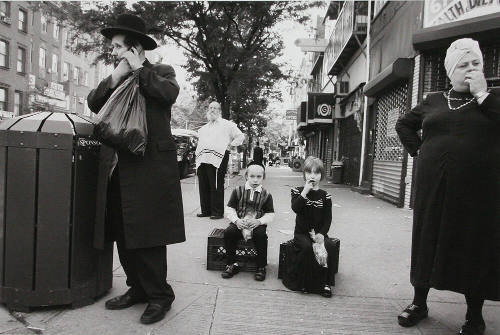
top-left (0, 167), bottom-right (498, 334)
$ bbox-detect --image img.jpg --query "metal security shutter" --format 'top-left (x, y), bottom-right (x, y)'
top-left (372, 83), bottom-right (408, 204)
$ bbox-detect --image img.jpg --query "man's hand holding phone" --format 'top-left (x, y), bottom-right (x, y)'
top-left (122, 45), bottom-right (144, 71)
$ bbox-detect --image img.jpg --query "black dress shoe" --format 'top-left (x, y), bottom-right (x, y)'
top-left (210, 215), bottom-right (223, 220)
top-left (221, 263), bottom-right (240, 279)
top-left (458, 320), bottom-right (486, 335)
top-left (196, 213), bottom-right (211, 217)
top-left (140, 303), bottom-right (171, 324)
top-left (105, 292), bottom-right (147, 310)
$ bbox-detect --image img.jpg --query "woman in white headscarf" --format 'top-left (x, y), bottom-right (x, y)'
top-left (395, 38), bottom-right (500, 335)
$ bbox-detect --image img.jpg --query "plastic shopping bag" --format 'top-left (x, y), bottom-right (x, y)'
top-left (312, 242), bottom-right (328, 268)
top-left (94, 71), bottom-right (147, 155)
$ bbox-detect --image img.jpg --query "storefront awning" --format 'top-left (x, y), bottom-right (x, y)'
top-left (364, 58), bottom-right (413, 97)
top-left (413, 12), bottom-right (500, 50)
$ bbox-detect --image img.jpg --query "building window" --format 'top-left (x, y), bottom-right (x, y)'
top-left (0, 1), bottom-right (10, 18)
top-left (53, 21), bottom-right (59, 39)
top-left (63, 61), bottom-right (69, 81)
top-left (83, 71), bottom-right (88, 86)
top-left (0, 40), bottom-right (8, 68)
top-left (39, 47), bottom-right (46, 75)
top-left (0, 87), bottom-right (7, 111)
top-left (41, 14), bottom-right (47, 33)
top-left (17, 47), bottom-right (26, 73)
top-left (51, 53), bottom-right (58, 76)
top-left (18, 8), bottom-right (27, 32)
top-left (14, 91), bottom-right (22, 116)
top-left (73, 66), bottom-right (80, 85)
top-left (62, 29), bottom-right (68, 47)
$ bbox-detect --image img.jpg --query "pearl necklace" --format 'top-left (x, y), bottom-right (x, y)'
top-left (444, 88), bottom-right (475, 111)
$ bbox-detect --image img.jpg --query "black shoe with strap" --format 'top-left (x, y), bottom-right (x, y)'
top-left (321, 285), bottom-right (332, 298)
top-left (398, 304), bottom-right (428, 327)
top-left (254, 267), bottom-right (266, 281)
top-left (221, 263), bottom-right (240, 279)
top-left (458, 320), bottom-right (486, 335)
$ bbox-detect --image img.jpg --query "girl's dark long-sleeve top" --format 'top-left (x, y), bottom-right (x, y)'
top-left (291, 187), bottom-right (332, 236)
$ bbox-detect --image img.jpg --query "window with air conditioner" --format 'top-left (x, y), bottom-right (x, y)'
top-left (0, 1), bottom-right (10, 20)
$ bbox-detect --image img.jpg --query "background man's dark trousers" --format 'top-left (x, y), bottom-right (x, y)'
top-left (107, 168), bottom-right (175, 306)
top-left (223, 223), bottom-right (268, 268)
top-left (197, 151), bottom-right (229, 217)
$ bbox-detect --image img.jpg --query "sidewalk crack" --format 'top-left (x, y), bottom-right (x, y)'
top-left (208, 287), bottom-right (219, 335)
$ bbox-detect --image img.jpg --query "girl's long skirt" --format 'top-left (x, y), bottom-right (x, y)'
top-left (283, 233), bottom-right (336, 293)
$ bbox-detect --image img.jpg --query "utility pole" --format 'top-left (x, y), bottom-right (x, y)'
top-left (359, 0), bottom-right (372, 187)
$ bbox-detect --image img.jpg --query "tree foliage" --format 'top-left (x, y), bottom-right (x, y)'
top-left (38, 1), bottom-right (321, 142)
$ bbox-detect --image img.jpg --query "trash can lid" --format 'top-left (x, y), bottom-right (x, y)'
top-left (0, 112), bottom-right (95, 136)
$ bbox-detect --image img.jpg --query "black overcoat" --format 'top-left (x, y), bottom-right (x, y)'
top-left (396, 88), bottom-right (500, 300)
top-left (88, 59), bottom-right (186, 249)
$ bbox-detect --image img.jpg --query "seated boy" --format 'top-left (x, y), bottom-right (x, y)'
top-left (222, 162), bottom-right (275, 281)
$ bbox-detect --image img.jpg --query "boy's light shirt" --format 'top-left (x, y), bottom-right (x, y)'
top-left (224, 182), bottom-right (275, 225)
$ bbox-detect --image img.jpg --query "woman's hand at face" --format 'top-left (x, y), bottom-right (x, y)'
top-left (464, 70), bottom-right (487, 96)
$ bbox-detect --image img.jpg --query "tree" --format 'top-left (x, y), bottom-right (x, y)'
top-left (38, 1), bottom-right (320, 119)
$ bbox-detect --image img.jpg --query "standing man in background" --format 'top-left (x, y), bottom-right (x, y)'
top-left (252, 141), bottom-right (264, 165)
top-left (195, 101), bottom-right (245, 219)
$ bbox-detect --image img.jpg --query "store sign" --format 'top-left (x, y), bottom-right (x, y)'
top-left (34, 94), bottom-right (67, 109)
top-left (424, 0), bottom-right (500, 28)
top-left (317, 104), bottom-right (332, 117)
top-left (43, 81), bottom-right (66, 101)
top-left (285, 109), bottom-right (296, 120)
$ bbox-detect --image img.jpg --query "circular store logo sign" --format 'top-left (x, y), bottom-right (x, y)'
top-left (317, 104), bottom-right (332, 117)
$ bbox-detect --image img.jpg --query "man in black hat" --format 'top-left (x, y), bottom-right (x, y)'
top-left (88, 14), bottom-right (185, 325)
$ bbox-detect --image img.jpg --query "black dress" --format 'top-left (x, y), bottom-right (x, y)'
top-left (283, 187), bottom-right (336, 293)
top-left (396, 89), bottom-right (500, 300)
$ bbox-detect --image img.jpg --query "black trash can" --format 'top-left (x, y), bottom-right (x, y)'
top-left (331, 161), bottom-right (344, 184)
top-left (0, 112), bottom-right (113, 311)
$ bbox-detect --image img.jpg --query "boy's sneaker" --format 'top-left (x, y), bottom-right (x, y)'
top-left (221, 263), bottom-right (240, 279)
top-left (254, 267), bottom-right (266, 281)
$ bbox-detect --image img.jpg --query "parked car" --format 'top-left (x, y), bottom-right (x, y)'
top-left (171, 128), bottom-right (198, 179)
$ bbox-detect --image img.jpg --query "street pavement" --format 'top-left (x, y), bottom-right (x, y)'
top-left (0, 166), bottom-right (498, 334)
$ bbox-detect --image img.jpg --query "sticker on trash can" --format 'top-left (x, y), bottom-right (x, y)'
top-left (77, 138), bottom-right (101, 147)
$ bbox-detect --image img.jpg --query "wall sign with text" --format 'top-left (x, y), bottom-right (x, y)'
top-left (424, 0), bottom-right (500, 28)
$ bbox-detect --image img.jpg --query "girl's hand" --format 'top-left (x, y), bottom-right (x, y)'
top-left (315, 233), bottom-right (324, 244)
top-left (235, 219), bottom-right (246, 230)
top-left (302, 180), bottom-right (314, 197)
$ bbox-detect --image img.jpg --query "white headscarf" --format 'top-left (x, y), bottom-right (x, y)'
top-left (444, 38), bottom-right (483, 78)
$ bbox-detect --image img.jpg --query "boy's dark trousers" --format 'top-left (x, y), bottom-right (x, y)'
top-left (197, 151), bottom-right (229, 216)
top-left (223, 223), bottom-right (268, 268)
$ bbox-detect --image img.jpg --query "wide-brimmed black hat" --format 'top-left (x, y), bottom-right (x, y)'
top-left (101, 14), bottom-right (157, 50)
